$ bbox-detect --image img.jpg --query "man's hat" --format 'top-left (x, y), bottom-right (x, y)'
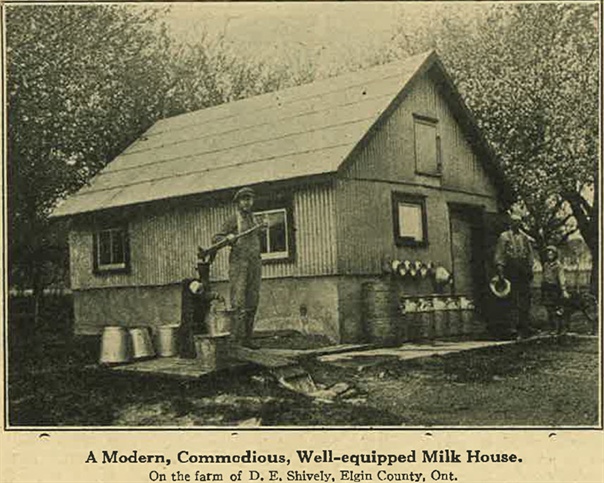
top-left (233, 187), bottom-right (255, 202)
top-left (489, 275), bottom-right (511, 299)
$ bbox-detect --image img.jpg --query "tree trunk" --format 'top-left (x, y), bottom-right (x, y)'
top-left (587, 174), bottom-right (599, 297)
top-left (564, 184), bottom-right (598, 297)
top-left (587, 179), bottom-right (599, 297)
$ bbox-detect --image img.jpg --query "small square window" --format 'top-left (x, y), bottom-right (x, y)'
top-left (93, 226), bottom-right (130, 273)
top-left (392, 193), bottom-right (428, 246)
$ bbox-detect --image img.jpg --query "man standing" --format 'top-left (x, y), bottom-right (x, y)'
top-left (213, 187), bottom-right (263, 348)
top-left (494, 212), bottom-right (535, 339)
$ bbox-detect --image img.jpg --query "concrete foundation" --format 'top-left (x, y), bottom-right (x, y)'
top-left (73, 277), bottom-right (342, 341)
top-left (73, 275), bottom-right (484, 343)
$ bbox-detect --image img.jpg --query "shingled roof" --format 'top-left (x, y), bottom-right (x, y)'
top-left (53, 50), bottom-right (498, 217)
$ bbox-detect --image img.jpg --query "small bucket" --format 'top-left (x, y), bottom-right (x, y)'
top-left (206, 304), bottom-right (234, 336)
top-left (156, 325), bottom-right (180, 357)
top-left (129, 327), bottom-right (156, 360)
top-left (99, 326), bottom-right (131, 365)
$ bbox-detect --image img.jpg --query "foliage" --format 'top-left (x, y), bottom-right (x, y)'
top-left (6, 5), bottom-right (295, 294)
top-left (7, 5), bottom-right (169, 291)
top-left (384, 4), bottom-right (598, 278)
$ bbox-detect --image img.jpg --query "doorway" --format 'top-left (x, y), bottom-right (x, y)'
top-left (448, 204), bottom-right (487, 298)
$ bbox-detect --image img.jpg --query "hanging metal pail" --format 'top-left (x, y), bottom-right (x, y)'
top-left (99, 326), bottom-right (132, 365)
top-left (129, 327), bottom-right (156, 360)
top-left (156, 325), bottom-right (180, 357)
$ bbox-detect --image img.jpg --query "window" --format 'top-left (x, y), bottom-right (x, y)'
top-left (254, 208), bottom-right (291, 261)
top-left (392, 193), bottom-right (428, 246)
top-left (93, 226), bottom-right (130, 273)
top-left (253, 196), bottom-right (295, 262)
top-left (414, 115), bottom-right (441, 176)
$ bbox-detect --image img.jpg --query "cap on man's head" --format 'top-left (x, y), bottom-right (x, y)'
top-left (545, 245), bottom-right (558, 254)
top-left (233, 187), bottom-right (255, 202)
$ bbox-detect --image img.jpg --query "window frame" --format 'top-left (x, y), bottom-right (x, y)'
top-left (92, 224), bottom-right (131, 274)
top-left (413, 114), bottom-right (442, 177)
top-left (391, 192), bottom-right (428, 247)
top-left (253, 195), bottom-right (296, 264)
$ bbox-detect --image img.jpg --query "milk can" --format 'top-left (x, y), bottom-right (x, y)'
top-left (460, 297), bottom-right (475, 335)
top-left (401, 297), bottom-right (420, 341)
top-left (432, 296), bottom-right (448, 338)
top-left (447, 297), bottom-right (462, 336)
top-left (99, 326), bottom-right (132, 365)
top-left (156, 325), bottom-right (180, 357)
top-left (418, 298), bottom-right (435, 340)
top-left (129, 327), bottom-right (156, 360)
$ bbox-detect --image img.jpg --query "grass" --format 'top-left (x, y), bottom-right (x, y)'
top-left (7, 331), bottom-right (600, 427)
top-left (305, 337), bottom-right (600, 427)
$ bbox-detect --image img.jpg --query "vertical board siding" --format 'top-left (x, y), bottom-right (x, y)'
top-left (336, 70), bottom-right (500, 277)
top-left (70, 183), bottom-right (337, 290)
top-left (335, 178), bottom-right (497, 276)
top-left (345, 72), bottom-right (497, 198)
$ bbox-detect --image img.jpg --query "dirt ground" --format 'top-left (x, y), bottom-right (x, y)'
top-left (7, 328), bottom-right (600, 427)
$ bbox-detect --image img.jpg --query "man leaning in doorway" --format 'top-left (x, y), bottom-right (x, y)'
top-left (494, 211), bottom-right (535, 339)
top-left (213, 187), bottom-right (264, 349)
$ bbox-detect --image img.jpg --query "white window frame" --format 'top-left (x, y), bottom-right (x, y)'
top-left (254, 208), bottom-right (290, 261)
top-left (392, 192), bottom-right (428, 247)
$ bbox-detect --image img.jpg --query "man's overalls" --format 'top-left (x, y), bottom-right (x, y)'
top-left (214, 211), bottom-right (262, 342)
top-left (494, 229), bottom-right (534, 337)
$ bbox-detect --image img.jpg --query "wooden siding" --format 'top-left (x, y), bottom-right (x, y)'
top-left (70, 183), bottom-right (337, 290)
top-left (335, 178), bottom-right (498, 276)
top-left (344, 68), bottom-right (497, 198)
top-left (335, 67), bottom-right (500, 276)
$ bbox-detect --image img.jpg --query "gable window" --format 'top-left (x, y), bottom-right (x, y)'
top-left (414, 115), bottom-right (442, 176)
top-left (93, 226), bottom-right (130, 273)
top-left (253, 195), bottom-right (295, 263)
top-left (392, 192), bottom-right (428, 247)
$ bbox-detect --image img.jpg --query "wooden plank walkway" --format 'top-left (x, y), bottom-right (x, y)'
top-left (104, 343), bottom-right (370, 378)
top-left (260, 344), bottom-right (370, 359)
top-left (106, 357), bottom-right (220, 380)
top-left (229, 345), bottom-right (297, 368)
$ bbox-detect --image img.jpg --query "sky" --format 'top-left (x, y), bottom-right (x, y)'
top-left (163, 2), bottom-right (488, 75)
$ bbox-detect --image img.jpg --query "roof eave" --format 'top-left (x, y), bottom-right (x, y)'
top-left (50, 171), bottom-right (339, 220)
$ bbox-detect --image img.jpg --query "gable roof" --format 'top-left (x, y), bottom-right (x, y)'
top-left (51, 50), bottom-right (504, 218)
